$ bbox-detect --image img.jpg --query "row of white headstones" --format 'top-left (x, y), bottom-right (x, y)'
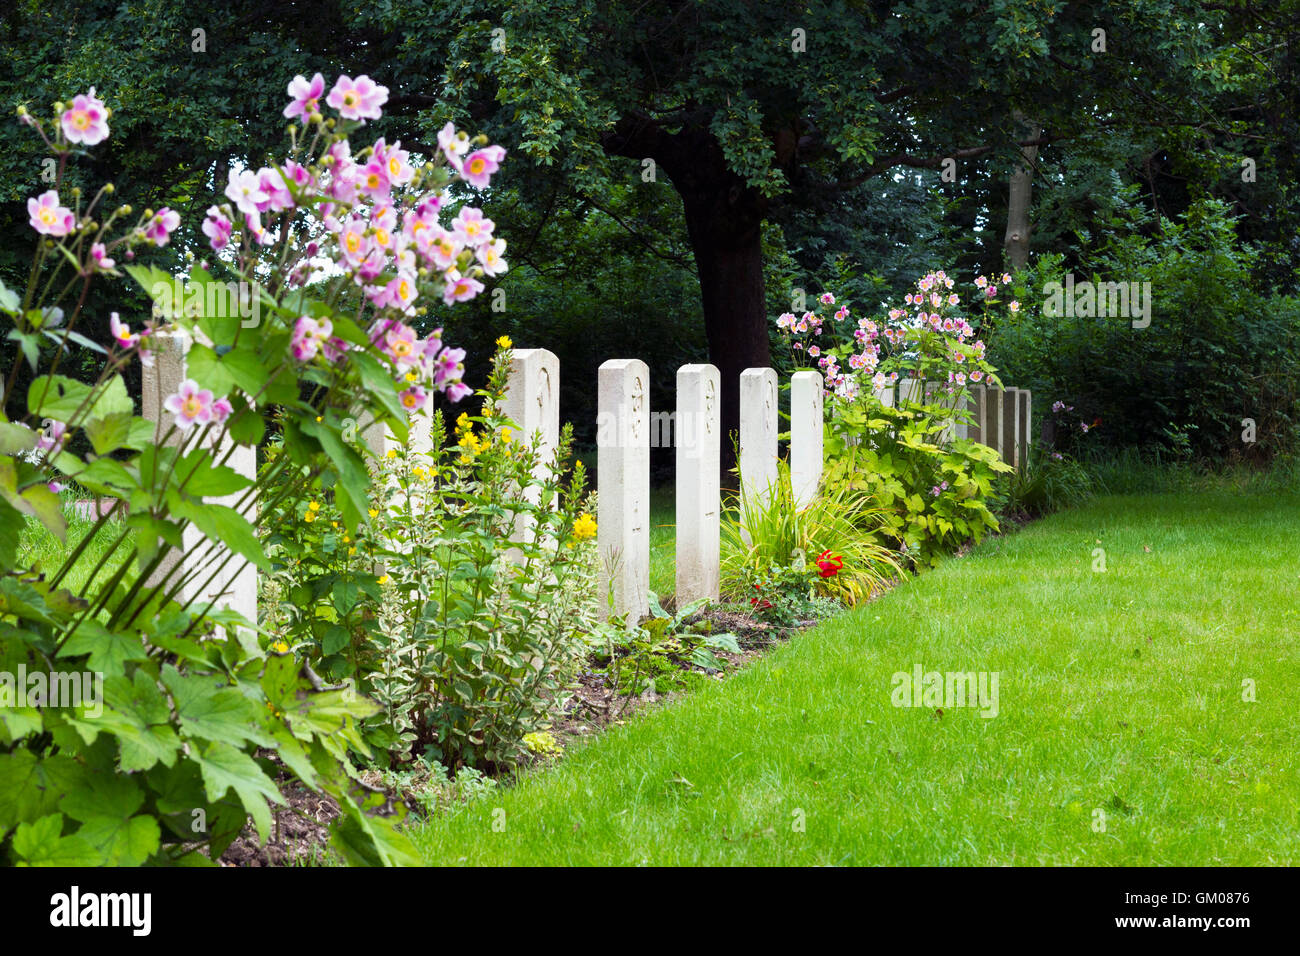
top-left (138, 336), bottom-right (1031, 629)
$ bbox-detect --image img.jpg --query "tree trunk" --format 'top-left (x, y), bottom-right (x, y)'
top-left (679, 186), bottom-right (770, 480)
top-left (1003, 112), bottom-right (1040, 271)
top-left (600, 115), bottom-right (772, 478)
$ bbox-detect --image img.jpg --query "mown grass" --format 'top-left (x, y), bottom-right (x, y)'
top-left (18, 503), bottom-right (132, 598)
top-left (647, 486), bottom-right (675, 601)
top-left (407, 489), bottom-right (1300, 865)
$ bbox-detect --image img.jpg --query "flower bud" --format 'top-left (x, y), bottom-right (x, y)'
top-left (53, 101), bottom-right (65, 113)
top-left (104, 183), bottom-right (114, 194)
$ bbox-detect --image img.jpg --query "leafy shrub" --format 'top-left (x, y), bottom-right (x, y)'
top-left (989, 198), bottom-right (1300, 461)
top-left (1002, 448), bottom-right (1096, 518)
top-left (743, 561), bottom-right (844, 628)
top-left (594, 594), bottom-right (741, 696)
top-left (278, 346), bottom-right (605, 772)
top-left (778, 274), bottom-right (1014, 569)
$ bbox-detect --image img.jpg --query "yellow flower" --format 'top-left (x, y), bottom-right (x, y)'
top-left (500, 426), bottom-right (513, 445)
top-left (458, 454), bottom-right (473, 465)
top-left (315, 416), bottom-right (323, 423)
top-left (368, 508), bottom-right (379, 519)
top-left (413, 466), bottom-right (426, 478)
top-left (342, 534), bottom-right (350, 543)
top-left (270, 639), bottom-right (289, 654)
top-left (348, 546), bottom-right (357, 556)
top-left (496, 335), bottom-right (512, 349)
top-left (304, 512), bottom-right (316, 523)
top-left (330, 521), bottom-right (338, 528)
top-left (455, 412), bottom-right (471, 434)
top-left (308, 501), bottom-right (321, 512)
top-left (386, 449), bottom-right (398, 459)
top-left (377, 574), bottom-right (389, 585)
top-left (572, 513), bottom-right (597, 540)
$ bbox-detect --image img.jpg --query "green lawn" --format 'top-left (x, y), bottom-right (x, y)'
top-left (648, 486), bottom-right (675, 600)
top-left (408, 489), bottom-right (1300, 865)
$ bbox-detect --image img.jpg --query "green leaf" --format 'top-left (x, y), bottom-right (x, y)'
top-left (0, 422), bottom-right (37, 455)
top-left (161, 665), bottom-right (272, 748)
top-left (74, 814), bottom-right (161, 866)
top-left (7, 330), bottom-right (40, 371)
top-left (228, 406), bottom-right (265, 445)
top-left (0, 750), bottom-right (59, 827)
top-left (0, 277), bottom-right (20, 314)
top-left (102, 671), bottom-right (182, 772)
top-left (20, 483), bottom-right (65, 541)
top-left (330, 796), bottom-right (422, 867)
top-left (171, 498), bottom-right (271, 572)
top-left (28, 373), bottom-right (133, 426)
top-left (178, 448), bottom-right (253, 497)
top-left (124, 263), bottom-right (179, 314)
top-left (193, 741), bottom-right (284, 844)
top-left (331, 579), bottom-right (359, 615)
top-left (11, 813), bottom-right (102, 866)
top-left (84, 412), bottom-right (134, 455)
top-left (300, 417), bottom-right (372, 528)
top-left (351, 350), bottom-right (410, 444)
top-left (58, 769), bottom-right (144, 822)
top-left (58, 620), bottom-right (148, 677)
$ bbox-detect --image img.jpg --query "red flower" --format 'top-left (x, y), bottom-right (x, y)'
top-left (815, 550), bottom-right (844, 578)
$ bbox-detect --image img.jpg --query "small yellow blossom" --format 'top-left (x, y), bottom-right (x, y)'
top-left (270, 639), bottom-right (290, 654)
top-left (413, 466), bottom-right (426, 478)
top-left (500, 426), bottom-right (513, 445)
top-left (304, 512), bottom-right (316, 523)
top-left (308, 501), bottom-right (321, 512)
top-left (377, 574), bottom-right (389, 585)
top-left (348, 546), bottom-right (357, 556)
top-left (496, 335), bottom-right (512, 349)
top-left (386, 449), bottom-right (398, 459)
top-left (455, 412), bottom-right (471, 434)
top-left (368, 508), bottom-right (379, 518)
top-left (572, 513), bottom-right (597, 540)
top-left (405, 371), bottom-right (418, 383)
top-left (330, 521), bottom-right (338, 528)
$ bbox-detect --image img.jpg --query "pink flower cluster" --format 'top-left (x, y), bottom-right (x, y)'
top-left (162, 379), bottom-right (232, 432)
top-left (778, 271), bottom-right (996, 401)
top-left (196, 74), bottom-right (510, 405)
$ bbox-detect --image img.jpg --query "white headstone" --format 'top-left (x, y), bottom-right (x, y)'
top-left (739, 367), bottom-right (779, 526)
top-left (141, 331), bottom-right (256, 638)
top-left (675, 364), bottom-right (720, 605)
top-left (790, 371), bottom-right (823, 509)
top-left (598, 359), bottom-right (649, 620)
top-left (502, 348), bottom-right (560, 547)
top-left (899, 377), bottom-right (926, 408)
